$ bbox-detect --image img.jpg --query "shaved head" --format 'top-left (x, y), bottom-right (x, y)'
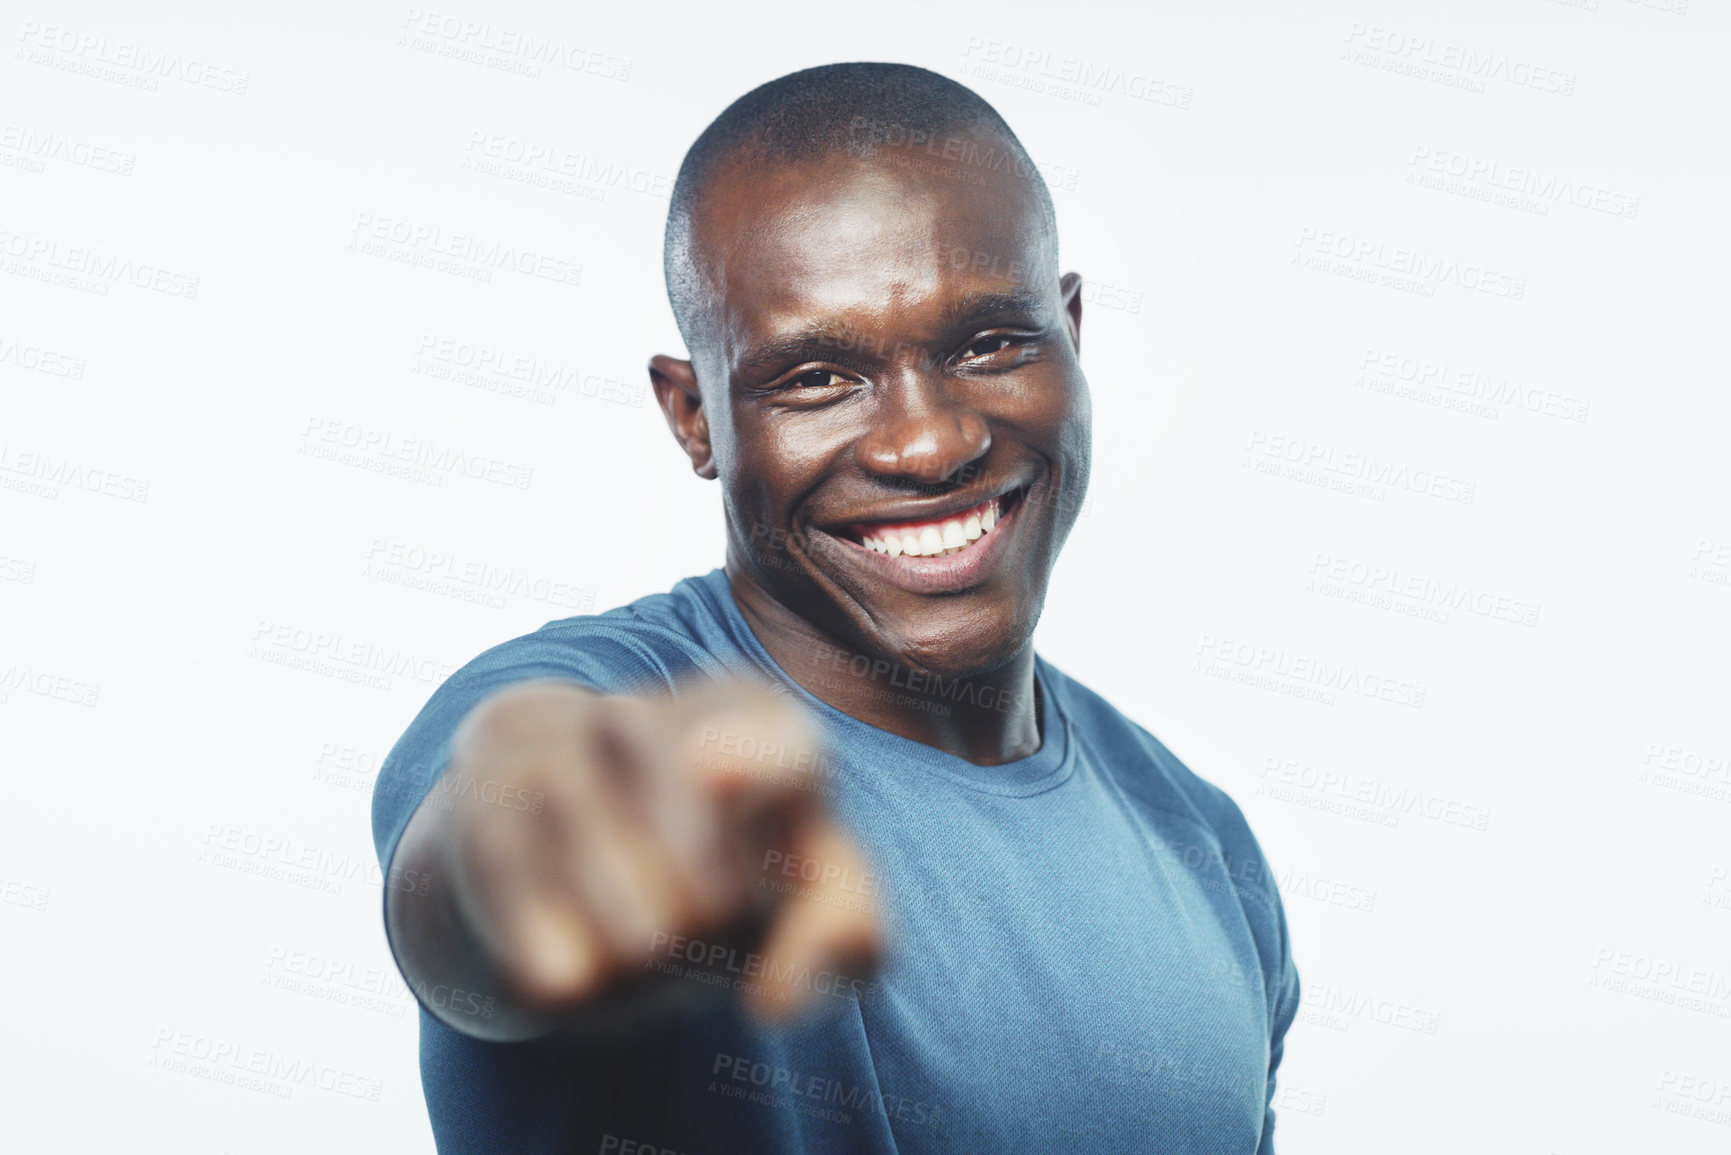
top-left (663, 61), bottom-right (1059, 357)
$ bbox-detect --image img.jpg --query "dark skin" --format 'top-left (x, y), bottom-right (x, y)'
top-left (650, 136), bottom-right (1092, 766)
top-left (384, 128), bottom-right (1091, 1042)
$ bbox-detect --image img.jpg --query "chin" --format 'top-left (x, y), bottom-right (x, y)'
top-left (865, 592), bottom-right (1038, 680)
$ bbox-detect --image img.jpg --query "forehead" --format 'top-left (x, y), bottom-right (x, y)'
top-left (691, 148), bottom-right (1055, 359)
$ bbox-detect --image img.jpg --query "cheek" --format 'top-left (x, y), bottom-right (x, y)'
top-left (1062, 375), bottom-right (1092, 458)
top-left (1000, 366), bottom-right (1089, 455)
top-left (771, 409), bottom-right (860, 482)
top-left (1059, 380), bottom-right (1093, 503)
top-left (724, 412), bottom-right (846, 514)
top-left (1019, 372), bottom-right (1090, 535)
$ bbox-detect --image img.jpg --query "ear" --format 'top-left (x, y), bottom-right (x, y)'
top-left (1059, 272), bottom-right (1083, 358)
top-left (649, 354), bottom-right (717, 480)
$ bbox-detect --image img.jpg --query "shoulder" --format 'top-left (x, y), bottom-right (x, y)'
top-left (430, 567), bottom-right (744, 699)
top-left (1039, 659), bottom-right (1282, 923)
top-left (1039, 658), bottom-right (1257, 847)
top-left (495, 570), bottom-right (737, 692)
top-left (1040, 658), bottom-right (1297, 1014)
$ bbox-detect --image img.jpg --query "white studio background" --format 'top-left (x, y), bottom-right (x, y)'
top-left (2, 1), bottom-right (1726, 1151)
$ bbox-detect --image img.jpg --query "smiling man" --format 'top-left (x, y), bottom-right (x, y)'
top-left (373, 62), bottom-right (1300, 1154)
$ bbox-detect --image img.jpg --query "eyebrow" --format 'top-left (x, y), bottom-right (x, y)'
top-left (936, 288), bottom-right (1050, 333)
top-left (732, 288), bottom-right (1051, 382)
top-left (733, 323), bottom-right (858, 378)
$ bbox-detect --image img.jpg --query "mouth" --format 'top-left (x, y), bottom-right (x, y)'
top-left (846, 489), bottom-right (1018, 558)
top-left (817, 486), bottom-right (1028, 596)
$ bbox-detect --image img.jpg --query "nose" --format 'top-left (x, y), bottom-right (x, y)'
top-left (855, 372), bottom-right (991, 486)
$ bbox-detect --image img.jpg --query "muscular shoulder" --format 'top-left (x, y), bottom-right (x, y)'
top-left (1039, 659), bottom-right (1283, 928)
top-left (495, 573), bottom-right (734, 692)
top-left (1040, 659), bottom-right (1296, 1016)
top-left (1040, 660), bottom-right (1253, 840)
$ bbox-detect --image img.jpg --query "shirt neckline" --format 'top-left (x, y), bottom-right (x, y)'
top-left (693, 568), bottom-right (1076, 797)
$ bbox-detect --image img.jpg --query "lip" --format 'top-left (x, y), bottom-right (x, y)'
top-left (831, 484), bottom-right (1021, 537)
top-left (816, 486), bottom-right (1026, 596)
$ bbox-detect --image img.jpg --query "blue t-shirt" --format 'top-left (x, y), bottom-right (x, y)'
top-left (371, 569), bottom-right (1300, 1154)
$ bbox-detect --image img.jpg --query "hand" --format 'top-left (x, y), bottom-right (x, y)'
top-left (431, 677), bottom-right (883, 1028)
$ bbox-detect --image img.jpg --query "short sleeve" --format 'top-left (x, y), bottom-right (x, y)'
top-left (1258, 884), bottom-right (1301, 1154)
top-left (1190, 786), bottom-right (1302, 1155)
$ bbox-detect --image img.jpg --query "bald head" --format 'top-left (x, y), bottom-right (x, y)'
top-left (663, 62), bottom-right (1059, 357)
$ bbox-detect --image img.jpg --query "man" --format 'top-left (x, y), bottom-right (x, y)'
top-left (373, 61), bottom-right (1299, 1153)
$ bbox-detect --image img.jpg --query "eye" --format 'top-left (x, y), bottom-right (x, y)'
top-left (760, 367), bottom-right (857, 408)
top-left (788, 369), bottom-right (847, 390)
top-left (962, 335), bottom-right (1015, 359)
top-left (958, 332), bottom-right (1034, 364)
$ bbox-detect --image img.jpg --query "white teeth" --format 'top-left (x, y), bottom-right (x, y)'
top-left (858, 495), bottom-right (1010, 561)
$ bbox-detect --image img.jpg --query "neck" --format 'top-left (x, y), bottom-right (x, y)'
top-left (723, 563), bottom-right (1042, 766)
